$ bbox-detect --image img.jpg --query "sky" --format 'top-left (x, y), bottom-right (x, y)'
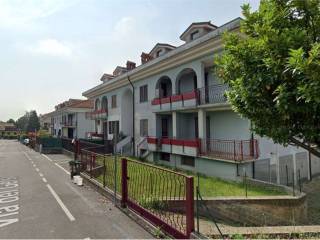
top-left (0, 0), bottom-right (260, 121)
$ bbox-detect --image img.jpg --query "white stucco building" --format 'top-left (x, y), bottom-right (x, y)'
top-left (83, 18), bottom-right (309, 180)
top-left (50, 99), bottom-right (95, 139)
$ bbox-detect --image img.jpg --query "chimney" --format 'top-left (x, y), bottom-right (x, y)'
top-left (126, 61), bottom-right (136, 70)
top-left (141, 52), bottom-right (153, 64)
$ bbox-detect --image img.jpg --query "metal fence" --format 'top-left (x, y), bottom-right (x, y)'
top-left (77, 150), bottom-right (195, 239)
top-left (61, 137), bottom-right (74, 152)
top-left (122, 158), bottom-right (194, 238)
top-left (200, 139), bottom-right (259, 161)
top-left (253, 152), bottom-right (320, 185)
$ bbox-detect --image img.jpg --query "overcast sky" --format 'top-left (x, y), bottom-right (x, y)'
top-left (0, 0), bottom-right (259, 121)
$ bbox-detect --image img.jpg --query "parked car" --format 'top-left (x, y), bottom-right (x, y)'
top-left (23, 138), bottom-right (30, 145)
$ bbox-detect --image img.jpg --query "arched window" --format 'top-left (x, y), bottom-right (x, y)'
top-left (176, 68), bottom-right (197, 94)
top-left (95, 98), bottom-right (101, 110)
top-left (101, 97), bottom-right (108, 111)
top-left (155, 76), bottom-right (172, 98)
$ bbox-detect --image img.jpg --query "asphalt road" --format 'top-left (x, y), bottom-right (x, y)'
top-left (0, 140), bottom-right (152, 239)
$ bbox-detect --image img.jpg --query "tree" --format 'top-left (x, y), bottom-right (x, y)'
top-left (216, 0), bottom-right (320, 157)
top-left (6, 119), bottom-right (15, 125)
top-left (26, 110), bottom-right (40, 132)
top-left (16, 113), bottom-right (29, 132)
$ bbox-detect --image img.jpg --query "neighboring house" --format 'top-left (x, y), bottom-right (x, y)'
top-left (82, 18), bottom-right (309, 180)
top-left (39, 112), bottom-right (52, 131)
top-left (0, 122), bottom-right (20, 139)
top-left (50, 99), bottom-right (94, 139)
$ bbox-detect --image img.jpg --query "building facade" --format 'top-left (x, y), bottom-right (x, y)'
top-left (0, 122), bottom-right (20, 139)
top-left (50, 99), bottom-right (95, 139)
top-left (83, 18), bottom-right (308, 180)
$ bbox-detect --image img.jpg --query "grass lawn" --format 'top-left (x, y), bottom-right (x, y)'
top-left (92, 155), bottom-right (287, 198)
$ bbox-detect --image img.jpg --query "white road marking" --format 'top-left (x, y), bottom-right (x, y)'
top-left (41, 154), bottom-right (52, 162)
top-left (35, 168), bottom-right (39, 172)
top-left (39, 173), bottom-right (44, 177)
top-left (55, 163), bottom-right (70, 175)
top-left (42, 178), bottom-right (47, 183)
top-left (46, 184), bottom-right (75, 222)
top-left (33, 164), bottom-right (36, 167)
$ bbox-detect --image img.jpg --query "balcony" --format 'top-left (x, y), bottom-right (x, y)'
top-left (87, 132), bottom-right (104, 139)
top-left (86, 109), bottom-right (108, 120)
top-left (147, 137), bottom-right (259, 161)
top-left (147, 137), bottom-right (200, 157)
top-left (60, 120), bottom-right (77, 127)
top-left (151, 84), bottom-right (228, 112)
top-left (200, 139), bottom-right (259, 161)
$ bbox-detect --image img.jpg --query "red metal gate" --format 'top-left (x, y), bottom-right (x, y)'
top-left (121, 158), bottom-right (194, 239)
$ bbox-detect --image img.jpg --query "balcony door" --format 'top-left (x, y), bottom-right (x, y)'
top-left (161, 118), bottom-right (169, 137)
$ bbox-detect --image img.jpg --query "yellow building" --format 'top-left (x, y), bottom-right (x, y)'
top-left (0, 122), bottom-right (20, 139)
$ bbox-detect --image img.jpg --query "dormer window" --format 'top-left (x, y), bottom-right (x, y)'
top-left (190, 30), bottom-right (199, 40)
top-left (156, 49), bottom-right (163, 57)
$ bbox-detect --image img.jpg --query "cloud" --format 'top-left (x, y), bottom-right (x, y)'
top-left (0, 0), bottom-right (78, 28)
top-left (27, 39), bottom-right (72, 58)
top-left (113, 17), bottom-right (137, 38)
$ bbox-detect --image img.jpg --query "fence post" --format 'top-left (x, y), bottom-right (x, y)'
top-left (186, 176), bottom-right (195, 238)
top-left (121, 158), bottom-right (128, 208)
top-left (90, 154), bottom-right (94, 178)
top-left (233, 140), bottom-right (236, 160)
top-left (240, 140), bottom-right (243, 161)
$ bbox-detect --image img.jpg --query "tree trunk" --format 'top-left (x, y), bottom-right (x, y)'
top-left (290, 137), bottom-right (320, 158)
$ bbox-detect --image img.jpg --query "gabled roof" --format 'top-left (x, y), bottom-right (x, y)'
top-left (100, 73), bottom-right (114, 82)
top-left (149, 43), bottom-right (176, 56)
top-left (69, 99), bottom-right (93, 109)
top-left (180, 21), bottom-right (217, 41)
top-left (113, 66), bottom-right (127, 76)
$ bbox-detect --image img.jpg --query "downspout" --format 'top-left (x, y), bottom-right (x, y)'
top-left (127, 75), bottom-right (135, 156)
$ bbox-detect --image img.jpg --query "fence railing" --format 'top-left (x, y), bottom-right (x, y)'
top-left (61, 137), bottom-right (74, 152)
top-left (200, 139), bottom-right (259, 161)
top-left (122, 158), bottom-right (194, 238)
top-left (77, 151), bottom-right (195, 239)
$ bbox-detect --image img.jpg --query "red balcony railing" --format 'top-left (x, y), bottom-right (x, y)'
top-left (200, 139), bottom-right (259, 161)
top-left (147, 137), bottom-right (259, 161)
top-left (151, 84), bottom-right (228, 109)
top-left (86, 109), bottom-right (108, 120)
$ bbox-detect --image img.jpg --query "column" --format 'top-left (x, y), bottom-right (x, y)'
top-left (196, 62), bottom-right (205, 89)
top-left (198, 109), bottom-right (206, 139)
top-left (172, 111), bottom-right (177, 138)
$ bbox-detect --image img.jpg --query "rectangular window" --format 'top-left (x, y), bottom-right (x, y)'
top-left (111, 95), bottom-right (117, 108)
top-left (108, 121), bottom-right (119, 135)
top-left (139, 85), bottom-right (148, 102)
top-left (181, 156), bottom-right (195, 167)
top-left (160, 153), bottom-right (170, 162)
top-left (140, 119), bottom-right (148, 137)
top-left (190, 30), bottom-right (199, 40)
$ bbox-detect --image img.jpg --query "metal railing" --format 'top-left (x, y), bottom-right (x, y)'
top-left (200, 139), bottom-right (259, 161)
top-left (198, 84), bottom-right (228, 105)
top-left (151, 84), bottom-right (228, 110)
top-left (61, 137), bottom-right (74, 152)
top-left (122, 158), bottom-right (194, 238)
top-left (85, 109), bottom-right (108, 120)
top-left (60, 120), bottom-right (77, 127)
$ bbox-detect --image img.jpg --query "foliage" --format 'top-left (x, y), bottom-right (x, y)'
top-left (15, 110), bottom-right (40, 132)
top-left (215, 0), bottom-right (320, 156)
top-left (6, 119), bottom-right (15, 125)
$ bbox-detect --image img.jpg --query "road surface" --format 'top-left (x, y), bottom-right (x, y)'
top-left (0, 140), bottom-right (151, 239)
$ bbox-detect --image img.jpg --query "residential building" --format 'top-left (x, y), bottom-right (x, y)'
top-left (39, 112), bottom-right (52, 132)
top-left (83, 18), bottom-right (308, 180)
top-left (50, 99), bottom-right (95, 139)
top-left (0, 122), bottom-right (20, 139)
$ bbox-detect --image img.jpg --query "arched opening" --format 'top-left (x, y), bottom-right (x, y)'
top-left (95, 98), bottom-right (101, 110)
top-left (156, 76), bottom-right (172, 98)
top-left (176, 68), bottom-right (197, 94)
top-left (121, 89), bottom-right (133, 137)
top-left (101, 97), bottom-right (108, 111)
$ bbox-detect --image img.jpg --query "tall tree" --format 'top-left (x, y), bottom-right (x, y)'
top-left (216, 0), bottom-right (320, 157)
top-left (6, 119), bottom-right (15, 125)
top-left (16, 112), bottom-right (29, 132)
top-left (26, 110), bottom-right (40, 132)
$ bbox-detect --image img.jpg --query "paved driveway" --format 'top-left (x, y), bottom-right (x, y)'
top-left (0, 140), bottom-right (151, 239)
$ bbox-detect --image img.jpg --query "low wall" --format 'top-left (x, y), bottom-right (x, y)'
top-left (167, 193), bottom-right (307, 227)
